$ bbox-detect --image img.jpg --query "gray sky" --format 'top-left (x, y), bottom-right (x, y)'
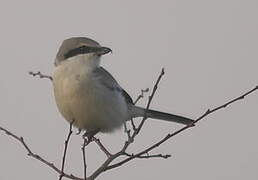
top-left (0, 0), bottom-right (258, 179)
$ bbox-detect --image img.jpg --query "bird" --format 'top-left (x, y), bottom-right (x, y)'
top-left (52, 37), bottom-right (194, 135)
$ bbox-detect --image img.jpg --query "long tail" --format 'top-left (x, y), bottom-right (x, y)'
top-left (131, 106), bottom-right (194, 125)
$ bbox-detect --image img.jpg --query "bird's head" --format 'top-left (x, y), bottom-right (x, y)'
top-left (55, 37), bottom-right (112, 66)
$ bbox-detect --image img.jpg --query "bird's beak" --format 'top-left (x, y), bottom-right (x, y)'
top-left (97, 47), bottom-right (112, 55)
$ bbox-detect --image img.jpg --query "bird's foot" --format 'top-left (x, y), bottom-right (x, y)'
top-left (76, 128), bottom-right (82, 135)
top-left (82, 129), bottom-right (100, 144)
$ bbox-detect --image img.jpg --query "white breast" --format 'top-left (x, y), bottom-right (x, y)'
top-left (53, 56), bottom-right (128, 132)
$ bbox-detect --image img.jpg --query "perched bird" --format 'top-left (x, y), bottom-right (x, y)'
top-left (53, 37), bottom-right (193, 134)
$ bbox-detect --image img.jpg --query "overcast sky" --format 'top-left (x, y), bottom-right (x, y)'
top-left (0, 0), bottom-right (258, 180)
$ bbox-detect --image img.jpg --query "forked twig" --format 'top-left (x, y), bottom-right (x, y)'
top-left (134, 88), bottom-right (149, 104)
top-left (105, 85), bottom-right (258, 171)
top-left (29, 71), bottom-right (53, 81)
top-left (136, 68), bottom-right (165, 134)
top-left (0, 125), bottom-right (83, 180)
top-left (129, 87), bottom-right (149, 131)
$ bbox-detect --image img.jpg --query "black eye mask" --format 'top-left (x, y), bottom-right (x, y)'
top-left (64, 46), bottom-right (101, 59)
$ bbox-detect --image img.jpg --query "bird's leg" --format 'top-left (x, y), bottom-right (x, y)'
top-left (123, 122), bottom-right (128, 133)
top-left (76, 128), bottom-right (82, 135)
top-left (82, 129), bottom-right (100, 144)
top-left (81, 129), bottom-right (99, 179)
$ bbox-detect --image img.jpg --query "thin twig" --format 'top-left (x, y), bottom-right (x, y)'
top-left (82, 138), bottom-right (87, 180)
top-left (124, 152), bottom-right (171, 159)
top-left (88, 152), bottom-right (122, 180)
top-left (137, 154), bottom-right (171, 159)
top-left (135, 68), bottom-right (165, 134)
top-left (81, 131), bottom-right (99, 180)
top-left (129, 88), bottom-right (149, 131)
top-left (194, 85), bottom-right (258, 124)
top-left (121, 69), bottom-right (165, 154)
top-left (29, 71), bottom-right (53, 81)
top-left (92, 137), bottom-right (112, 157)
top-left (129, 119), bottom-right (137, 131)
top-left (59, 121), bottom-right (73, 180)
top-left (133, 88), bottom-right (149, 105)
top-left (121, 68), bottom-right (165, 150)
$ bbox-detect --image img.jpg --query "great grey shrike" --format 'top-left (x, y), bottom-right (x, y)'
top-left (53, 37), bottom-right (194, 133)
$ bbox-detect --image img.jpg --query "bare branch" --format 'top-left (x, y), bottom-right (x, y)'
top-left (124, 152), bottom-right (171, 159)
top-left (129, 88), bottom-right (150, 131)
top-left (0, 126), bottom-right (84, 180)
top-left (122, 68), bottom-right (165, 149)
top-left (82, 138), bottom-right (87, 180)
top-left (135, 68), bottom-right (165, 134)
top-left (59, 121), bottom-right (73, 180)
top-left (106, 85), bottom-right (258, 171)
top-left (88, 152), bottom-right (122, 180)
top-left (92, 137), bottom-right (112, 157)
top-left (133, 88), bottom-right (149, 105)
top-left (129, 119), bottom-right (137, 131)
top-left (29, 71), bottom-right (53, 81)
top-left (194, 85), bottom-right (258, 124)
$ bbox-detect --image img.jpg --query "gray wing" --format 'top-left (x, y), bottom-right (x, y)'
top-left (93, 67), bottom-right (133, 104)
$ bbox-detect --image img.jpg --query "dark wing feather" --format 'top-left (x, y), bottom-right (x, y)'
top-left (122, 89), bottom-right (133, 104)
top-left (93, 67), bottom-right (133, 104)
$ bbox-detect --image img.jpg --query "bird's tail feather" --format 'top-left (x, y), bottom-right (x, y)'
top-left (131, 106), bottom-right (194, 125)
